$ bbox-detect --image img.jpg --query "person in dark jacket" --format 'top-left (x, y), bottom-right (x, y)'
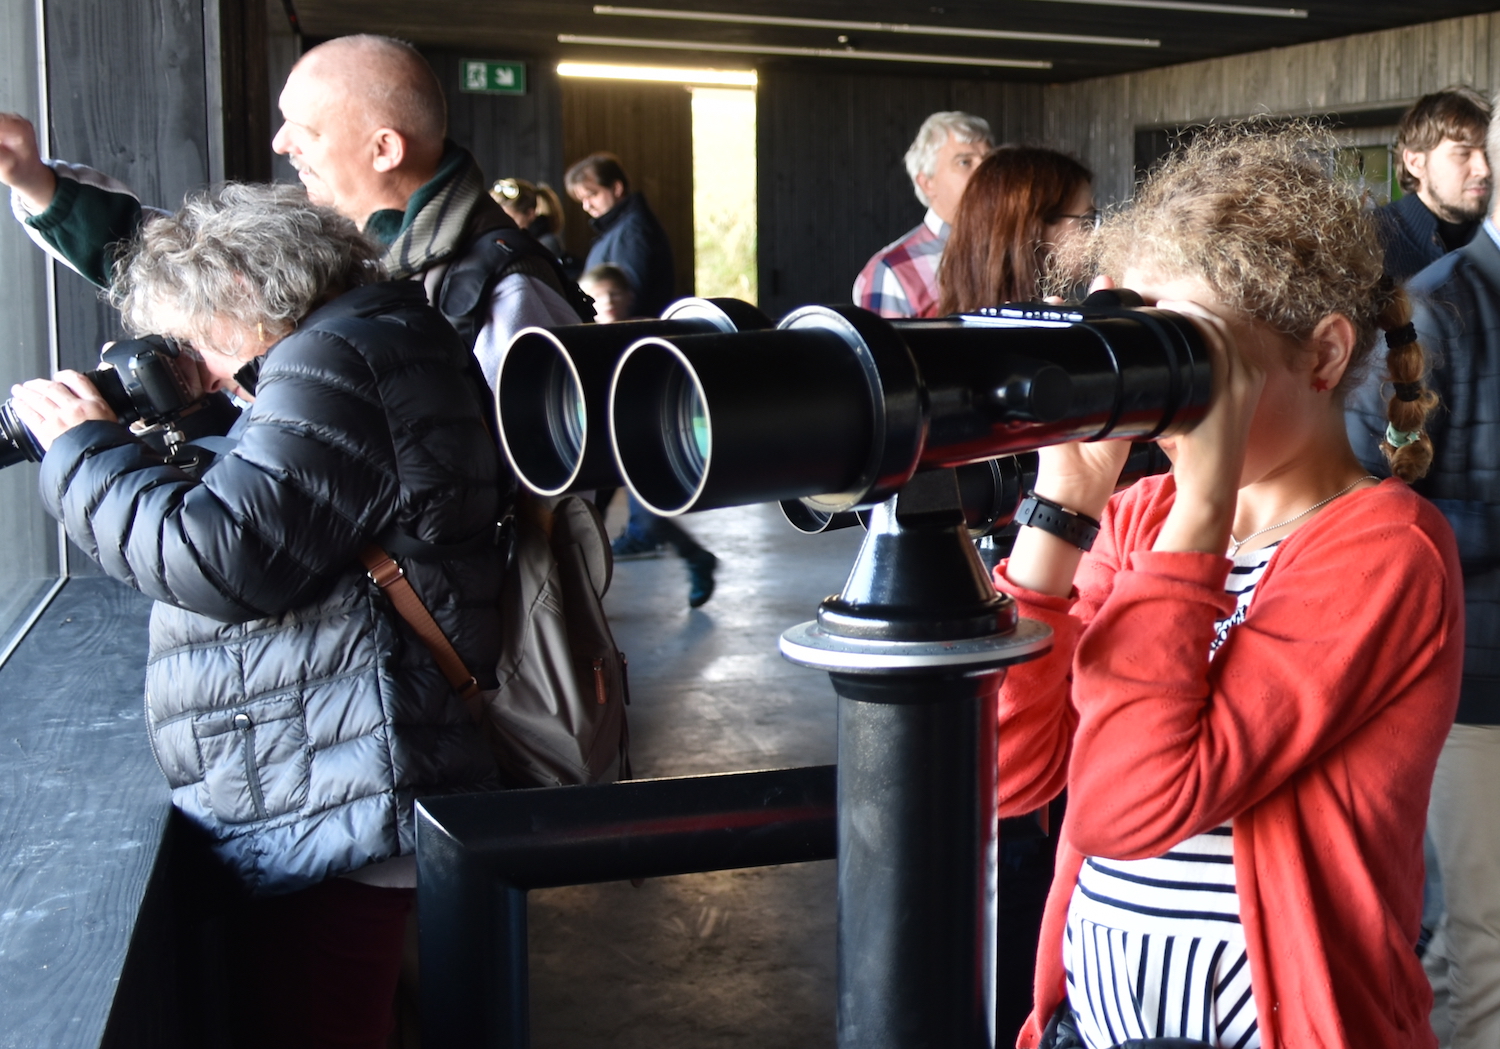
top-left (8, 183), bottom-right (503, 1049)
top-left (1375, 86), bottom-right (1492, 282)
top-left (565, 152), bottom-right (677, 317)
top-left (1347, 97), bottom-right (1500, 1047)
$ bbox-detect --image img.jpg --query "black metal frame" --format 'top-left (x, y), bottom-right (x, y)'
top-left (416, 764), bottom-right (837, 1048)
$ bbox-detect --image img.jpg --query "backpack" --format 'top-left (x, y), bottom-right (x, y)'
top-left (364, 491), bottom-right (630, 789)
top-left (437, 225), bottom-right (597, 343)
top-left (485, 492), bottom-right (630, 787)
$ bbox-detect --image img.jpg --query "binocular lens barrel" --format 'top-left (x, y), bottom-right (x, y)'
top-left (495, 298), bottom-right (771, 496)
top-left (897, 308), bottom-right (1206, 469)
top-left (495, 329), bottom-right (591, 494)
top-left (612, 328), bottom-right (882, 515)
top-left (606, 299), bottom-right (1208, 516)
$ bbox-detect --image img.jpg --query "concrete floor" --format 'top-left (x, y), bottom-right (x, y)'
top-left (527, 500), bottom-right (866, 1049)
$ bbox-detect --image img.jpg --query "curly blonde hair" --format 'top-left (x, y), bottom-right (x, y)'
top-left (1091, 121), bottom-right (1436, 481)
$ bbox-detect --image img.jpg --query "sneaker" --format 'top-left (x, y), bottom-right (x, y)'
top-left (611, 532), bottom-right (664, 561)
top-left (686, 552), bottom-right (718, 608)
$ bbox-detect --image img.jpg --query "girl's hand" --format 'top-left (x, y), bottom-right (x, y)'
top-left (1151, 298), bottom-right (1266, 554)
top-left (8, 371), bottom-right (118, 452)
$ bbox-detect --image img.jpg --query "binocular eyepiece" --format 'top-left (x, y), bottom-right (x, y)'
top-left (496, 289), bottom-right (1211, 516)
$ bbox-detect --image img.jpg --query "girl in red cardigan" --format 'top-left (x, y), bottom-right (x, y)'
top-left (996, 126), bottom-right (1464, 1049)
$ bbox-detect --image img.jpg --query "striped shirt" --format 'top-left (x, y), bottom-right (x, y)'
top-left (1063, 542), bottom-right (1279, 1049)
top-left (851, 209), bottom-right (949, 318)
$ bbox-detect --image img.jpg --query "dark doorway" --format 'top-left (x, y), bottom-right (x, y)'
top-left (561, 79), bottom-right (695, 300)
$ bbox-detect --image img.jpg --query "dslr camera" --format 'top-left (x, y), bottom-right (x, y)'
top-left (0, 335), bottom-right (239, 470)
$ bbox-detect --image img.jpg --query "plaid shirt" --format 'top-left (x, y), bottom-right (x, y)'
top-left (852, 209), bottom-right (949, 318)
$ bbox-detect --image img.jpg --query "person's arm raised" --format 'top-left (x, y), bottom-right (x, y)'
top-left (0, 113), bottom-right (56, 212)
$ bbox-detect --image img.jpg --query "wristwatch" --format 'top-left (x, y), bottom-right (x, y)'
top-left (1014, 491), bottom-right (1100, 552)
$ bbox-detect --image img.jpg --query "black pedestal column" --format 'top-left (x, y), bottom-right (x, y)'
top-left (781, 469), bottom-right (1052, 1049)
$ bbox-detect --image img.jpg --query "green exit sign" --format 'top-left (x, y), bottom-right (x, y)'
top-left (461, 59), bottom-right (527, 96)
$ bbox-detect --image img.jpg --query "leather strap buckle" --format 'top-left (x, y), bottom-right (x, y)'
top-left (365, 554), bottom-right (404, 587)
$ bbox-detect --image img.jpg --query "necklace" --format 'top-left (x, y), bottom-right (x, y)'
top-left (1227, 476), bottom-right (1377, 557)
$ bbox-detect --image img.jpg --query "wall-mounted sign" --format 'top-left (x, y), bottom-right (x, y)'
top-left (461, 59), bottom-right (527, 96)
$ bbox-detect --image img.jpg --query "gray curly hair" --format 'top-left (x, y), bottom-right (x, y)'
top-left (904, 111), bottom-right (993, 207)
top-left (109, 182), bottom-right (384, 349)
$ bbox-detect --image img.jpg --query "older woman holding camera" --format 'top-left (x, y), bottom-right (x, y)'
top-left (9, 182), bottom-right (503, 1048)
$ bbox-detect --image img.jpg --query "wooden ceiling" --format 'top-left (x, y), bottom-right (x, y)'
top-left (288, 0), bottom-right (1500, 83)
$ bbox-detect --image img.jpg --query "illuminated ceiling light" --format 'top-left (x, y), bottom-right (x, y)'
top-left (1024, 0), bottom-right (1306, 17)
top-left (592, 5), bottom-right (1158, 48)
top-left (558, 34), bottom-right (1053, 70)
top-left (557, 61), bottom-right (758, 85)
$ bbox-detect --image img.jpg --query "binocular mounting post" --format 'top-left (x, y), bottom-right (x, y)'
top-left (781, 468), bottom-right (1052, 1049)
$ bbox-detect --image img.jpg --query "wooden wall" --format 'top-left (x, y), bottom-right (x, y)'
top-left (756, 68), bottom-right (1045, 319)
top-left (561, 78), bottom-right (696, 300)
top-left (0, 0), bottom-right (62, 635)
top-left (1043, 11), bottom-right (1500, 205)
top-left (425, 50), bottom-right (567, 204)
top-left (42, 0), bottom-right (229, 576)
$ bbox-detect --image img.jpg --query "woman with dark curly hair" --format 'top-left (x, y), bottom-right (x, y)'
top-left (995, 125), bottom-right (1461, 1049)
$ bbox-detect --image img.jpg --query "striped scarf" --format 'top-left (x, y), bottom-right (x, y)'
top-left (379, 147), bottom-right (507, 280)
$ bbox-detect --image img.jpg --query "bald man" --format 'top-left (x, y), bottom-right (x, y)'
top-left (0, 34), bottom-right (584, 389)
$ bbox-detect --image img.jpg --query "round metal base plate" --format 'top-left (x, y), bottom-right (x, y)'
top-left (779, 617), bottom-right (1053, 673)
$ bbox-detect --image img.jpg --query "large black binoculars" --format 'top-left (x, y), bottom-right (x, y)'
top-left (497, 297), bottom-right (773, 495)
top-left (496, 289), bottom-right (1211, 514)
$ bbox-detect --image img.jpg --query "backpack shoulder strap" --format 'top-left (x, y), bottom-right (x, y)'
top-left (437, 226), bottom-right (596, 348)
top-left (549, 495), bottom-right (613, 600)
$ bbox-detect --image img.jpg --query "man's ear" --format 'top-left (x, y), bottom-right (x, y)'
top-left (1310, 313), bottom-right (1359, 391)
top-left (371, 127), bottom-right (407, 174)
top-left (913, 170), bottom-right (934, 204)
top-left (1402, 148), bottom-right (1428, 190)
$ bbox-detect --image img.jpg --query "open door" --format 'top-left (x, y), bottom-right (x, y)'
top-left (561, 79), bottom-right (695, 300)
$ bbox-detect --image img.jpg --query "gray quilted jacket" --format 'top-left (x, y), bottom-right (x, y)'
top-left (39, 280), bottom-right (505, 894)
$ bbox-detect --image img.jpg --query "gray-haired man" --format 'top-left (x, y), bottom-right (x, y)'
top-left (852, 111), bottom-right (993, 318)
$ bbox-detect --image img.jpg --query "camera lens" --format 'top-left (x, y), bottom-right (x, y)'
top-left (0, 400), bottom-right (45, 469)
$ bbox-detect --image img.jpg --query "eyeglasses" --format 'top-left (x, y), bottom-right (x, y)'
top-left (492, 178), bottom-right (522, 201)
top-left (1050, 210), bottom-right (1101, 230)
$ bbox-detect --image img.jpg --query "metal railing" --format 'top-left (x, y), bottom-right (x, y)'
top-left (416, 764), bottom-right (837, 1048)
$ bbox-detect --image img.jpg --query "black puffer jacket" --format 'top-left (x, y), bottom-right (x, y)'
top-left (1346, 228), bottom-right (1500, 724)
top-left (40, 281), bottom-right (505, 894)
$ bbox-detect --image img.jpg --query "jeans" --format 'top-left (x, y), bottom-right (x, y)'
top-left (624, 493), bottom-right (712, 562)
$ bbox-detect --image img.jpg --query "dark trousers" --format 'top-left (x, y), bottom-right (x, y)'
top-left (229, 877), bottom-right (414, 1049)
top-left (624, 492), bottom-right (712, 561)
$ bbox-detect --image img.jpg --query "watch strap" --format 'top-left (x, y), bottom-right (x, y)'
top-left (1015, 492), bottom-right (1100, 552)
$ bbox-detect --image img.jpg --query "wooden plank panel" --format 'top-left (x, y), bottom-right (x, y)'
top-left (43, 0), bottom-right (216, 576)
top-left (427, 50), bottom-right (567, 205)
top-left (0, 0), bottom-right (60, 629)
top-left (757, 67), bottom-right (1045, 318)
top-left (560, 78), bottom-right (695, 299)
top-left (1043, 10), bottom-right (1500, 206)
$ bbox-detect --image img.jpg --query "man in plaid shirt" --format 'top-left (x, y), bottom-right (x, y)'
top-left (853, 111), bottom-right (993, 318)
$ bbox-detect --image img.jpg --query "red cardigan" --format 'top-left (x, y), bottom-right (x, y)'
top-left (995, 475), bottom-right (1463, 1049)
